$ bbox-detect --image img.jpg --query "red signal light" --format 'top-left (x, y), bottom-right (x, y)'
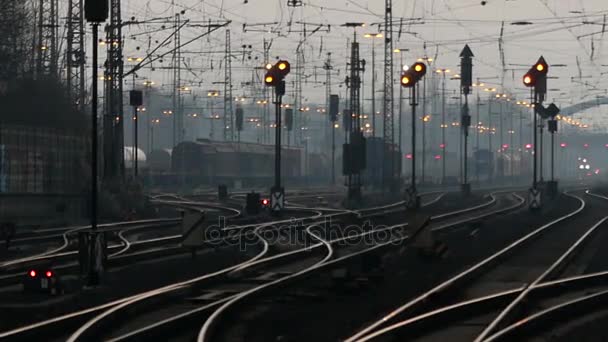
top-left (405, 153), bottom-right (413, 159)
top-left (45, 270), bottom-right (53, 278)
top-left (560, 143), bottom-right (567, 148)
top-left (261, 199), bottom-right (269, 206)
top-left (525, 143), bottom-right (533, 149)
top-left (29, 270), bottom-right (37, 277)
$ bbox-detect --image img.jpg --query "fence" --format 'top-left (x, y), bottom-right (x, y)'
top-left (0, 125), bottom-right (89, 195)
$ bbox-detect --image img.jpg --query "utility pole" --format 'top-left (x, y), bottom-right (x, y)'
top-left (66, 0), bottom-right (86, 111)
top-left (224, 29), bottom-right (234, 142)
top-left (475, 84), bottom-right (481, 183)
top-left (103, 0), bottom-right (125, 182)
top-left (171, 11), bottom-right (183, 147)
top-left (370, 36), bottom-right (377, 137)
top-left (294, 45), bottom-right (304, 146)
top-left (383, 0), bottom-right (396, 192)
top-left (263, 39), bottom-right (270, 144)
top-left (487, 94), bottom-right (493, 181)
top-left (440, 70), bottom-right (447, 184)
top-left (37, 0), bottom-right (59, 78)
top-left (342, 23), bottom-right (366, 207)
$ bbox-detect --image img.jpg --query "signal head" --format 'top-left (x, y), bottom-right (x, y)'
top-left (523, 73), bottom-right (534, 87)
top-left (276, 60), bottom-right (291, 76)
top-left (412, 62), bottom-right (426, 75)
top-left (401, 75), bottom-right (411, 87)
top-left (264, 75), bottom-right (275, 86)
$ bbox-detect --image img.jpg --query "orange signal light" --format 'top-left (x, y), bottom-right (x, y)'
top-left (412, 62), bottom-right (426, 75)
top-left (401, 76), bottom-right (411, 86)
top-left (536, 63), bottom-right (545, 72)
top-left (265, 75), bottom-right (274, 84)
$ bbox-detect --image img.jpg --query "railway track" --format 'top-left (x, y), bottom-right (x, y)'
top-left (0, 197), bottom-right (328, 288)
top-left (197, 191), bottom-right (524, 342)
top-left (348, 189), bottom-right (608, 342)
top-left (0, 190), bottom-right (448, 341)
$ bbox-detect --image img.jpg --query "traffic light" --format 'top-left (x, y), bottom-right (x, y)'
top-left (246, 192), bottom-right (261, 215)
top-left (285, 108), bottom-right (293, 131)
top-left (264, 60), bottom-right (291, 87)
top-left (85, 0), bottom-right (109, 22)
top-left (523, 57), bottom-right (548, 88)
top-left (401, 62), bottom-right (427, 88)
top-left (329, 94), bottom-right (339, 122)
top-left (235, 107), bottom-right (244, 131)
top-left (129, 90), bottom-right (143, 107)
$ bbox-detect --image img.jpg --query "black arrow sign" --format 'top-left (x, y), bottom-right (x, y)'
top-left (460, 44), bottom-right (474, 94)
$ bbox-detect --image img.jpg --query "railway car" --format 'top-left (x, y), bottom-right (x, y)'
top-left (171, 139), bottom-right (324, 186)
top-left (147, 149), bottom-right (172, 172)
top-left (124, 146), bottom-right (147, 170)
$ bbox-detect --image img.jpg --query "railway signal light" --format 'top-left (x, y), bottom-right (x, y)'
top-left (85, 0), bottom-right (109, 22)
top-left (523, 56), bottom-right (548, 88)
top-left (246, 192), bottom-right (261, 215)
top-left (401, 62), bottom-right (427, 88)
top-left (235, 107), bottom-right (244, 131)
top-left (264, 60), bottom-right (291, 87)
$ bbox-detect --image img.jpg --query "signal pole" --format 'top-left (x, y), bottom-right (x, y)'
top-left (264, 61), bottom-right (291, 214)
top-left (460, 45), bottom-right (474, 195)
top-left (401, 62), bottom-right (427, 209)
top-left (324, 53), bottom-right (336, 185)
top-left (522, 56), bottom-right (549, 210)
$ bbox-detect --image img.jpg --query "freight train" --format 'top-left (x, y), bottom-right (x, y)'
top-left (146, 139), bottom-right (330, 187)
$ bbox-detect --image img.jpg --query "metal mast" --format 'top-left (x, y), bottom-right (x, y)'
top-left (382, 0), bottom-right (395, 189)
top-left (36, 0), bottom-right (58, 77)
top-left (323, 52), bottom-right (334, 184)
top-left (224, 29), bottom-right (233, 141)
top-left (294, 44), bottom-right (304, 146)
top-left (345, 33), bottom-right (364, 203)
top-left (263, 39), bottom-right (271, 144)
top-left (172, 12), bottom-right (183, 146)
top-left (103, 0), bottom-right (124, 181)
top-left (66, 0), bottom-right (86, 111)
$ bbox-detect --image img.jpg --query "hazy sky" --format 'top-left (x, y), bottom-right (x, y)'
top-left (110, 0), bottom-right (608, 111)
